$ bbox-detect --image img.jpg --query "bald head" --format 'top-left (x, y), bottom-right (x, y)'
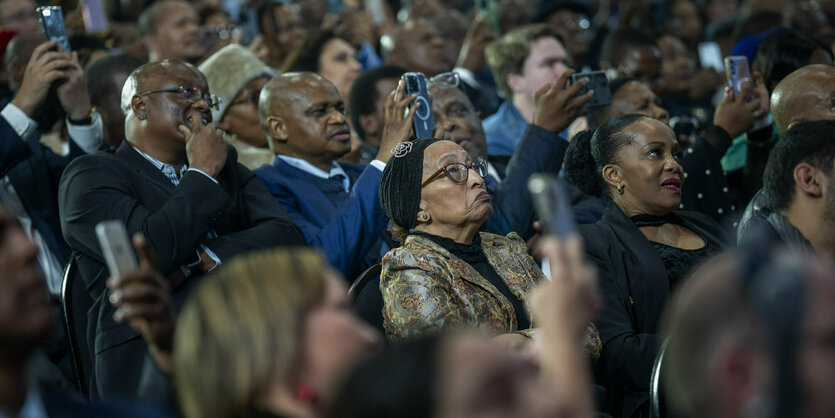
top-left (258, 72), bottom-right (333, 127)
top-left (771, 65), bottom-right (835, 134)
top-left (121, 60), bottom-right (206, 116)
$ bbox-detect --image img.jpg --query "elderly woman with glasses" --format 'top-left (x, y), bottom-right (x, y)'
top-left (377, 137), bottom-right (543, 344)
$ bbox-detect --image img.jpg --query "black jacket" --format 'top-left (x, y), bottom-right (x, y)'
top-left (58, 141), bottom-right (304, 399)
top-left (579, 202), bottom-right (728, 417)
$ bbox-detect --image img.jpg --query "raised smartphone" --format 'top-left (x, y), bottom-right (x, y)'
top-left (528, 173), bottom-right (575, 239)
top-left (95, 220), bottom-right (138, 277)
top-left (724, 55), bottom-right (753, 102)
top-left (570, 70), bottom-right (612, 108)
top-left (698, 42), bottom-right (723, 72)
top-left (402, 72), bottom-right (435, 140)
top-left (81, 0), bottom-right (108, 34)
top-left (37, 6), bottom-right (71, 53)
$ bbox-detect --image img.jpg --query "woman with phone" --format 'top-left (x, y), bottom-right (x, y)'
top-left (565, 114), bottom-right (728, 418)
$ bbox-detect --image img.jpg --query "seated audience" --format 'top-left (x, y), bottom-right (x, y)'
top-left (138, 1), bottom-right (205, 64)
top-left (58, 60), bottom-right (304, 398)
top-left (770, 64), bottom-right (835, 135)
top-left (198, 44), bottom-right (276, 169)
top-left (664, 248), bottom-right (835, 418)
top-left (290, 30), bottom-right (362, 105)
top-left (348, 65), bottom-right (406, 164)
top-left (256, 2), bottom-right (306, 70)
top-left (254, 72), bottom-right (407, 278)
top-left (568, 114), bottom-right (728, 417)
top-left (599, 28), bottom-right (664, 93)
top-left (483, 24), bottom-right (575, 156)
top-left (85, 54), bottom-right (144, 149)
top-left (534, 0), bottom-right (595, 70)
top-left (377, 138), bottom-right (538, 343)
top-left (656, 34), bottom-right (723, 121)
top-left (381, 19), bottom-right (451, 78)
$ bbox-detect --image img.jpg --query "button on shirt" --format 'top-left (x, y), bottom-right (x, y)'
top-left (131, 147), bottom-right (222, 269)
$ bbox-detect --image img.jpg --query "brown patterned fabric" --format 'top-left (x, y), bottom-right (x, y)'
top-left (380, 232), bottom-right (542, 343)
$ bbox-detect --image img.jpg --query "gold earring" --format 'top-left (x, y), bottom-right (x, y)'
top-left (617, 185), bottom-right (624, 195)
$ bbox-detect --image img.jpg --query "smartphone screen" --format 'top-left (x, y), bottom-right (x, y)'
top-left (528, 173), bottom-right (575, 239)
top-left (724, 55), bottom-right (752, 102)
top-left (95, 220), bottom-right (138, 277)
top-left (402, 72), bottom-right (435, 140)
top-left (698, 42), bottom-right (723, 72)
top-left (570, 70), bottom-right (612, 108)
top-left (82, 0), bottom-right (109, 34)
top-left (37, 6), bottom-right (71, 53)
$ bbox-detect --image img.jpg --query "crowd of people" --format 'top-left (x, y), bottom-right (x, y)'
top-left (1, 0), bottom-right (835, 417)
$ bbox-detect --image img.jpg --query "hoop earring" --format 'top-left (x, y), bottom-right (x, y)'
top-left (617, 185), bottom-right (624, 195)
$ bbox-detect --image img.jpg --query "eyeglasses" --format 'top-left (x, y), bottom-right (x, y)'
top-left (428, 72), bottom-right (460, 89)
top-left (139, 86), bottom-right (221, 110)
top-left (421, 157), bottom-right (487, 187)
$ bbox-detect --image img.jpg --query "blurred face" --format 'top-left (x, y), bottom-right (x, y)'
top-left (658, 35), bottom-right (693, 94)
top-left (302, 273), bottom-right (382, 399)
top-left (318, 38), bottom-right (361, 102)
top-left (430, 87), bottom-right (488, 158)
top-left (95, 69), bottom-right (134, 148)
top-left (0, 205), bottom-right (52, 349)
top-left (797, 268), bottom-right (835, 418)
top-left (137, 63), bottom-right (213, 146)
top-left (147, 2), bottom-right (203, 62)
top-left (0, 0), bottom-right (38, 33)
top-left (271, 5), bottom-right (305, 54)
top-left (706, 0), bottom-right (738, 22)
top-left (608, 81), bottom-right (670, 125)
top-left (620, 46), bottom-right (664, 93)
top-left (668, 0), bottom-right (702, 46)
top-left (274, 76), bottom-right (351, 164)
top-left (418, 141), bottom-right (493, 236)
top-left (435, 334), bottom-right (560, 418)
top-left (545, 9), bottom-right (593, 58)
top-left (395, 20), bottom-right (450, 76)
top-left (515, 36), bottom-right (572, 101)
top-left (219, 76), bottom-right (269, 148)
top-left (608, 119), bottom-right (684, 216)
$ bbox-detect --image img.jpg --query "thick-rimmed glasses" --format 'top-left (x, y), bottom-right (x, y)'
top-left (421, 157), bottom-right (487, 187)
top-left (428, 72), bottom-right (460, 89)
top-left (139, 86), bottom-right (221, 110)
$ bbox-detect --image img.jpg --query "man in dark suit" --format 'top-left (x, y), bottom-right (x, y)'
top-left (58, 60), bottom-right (304, 399)
top-left (255, 72), bottom-right (410, 279)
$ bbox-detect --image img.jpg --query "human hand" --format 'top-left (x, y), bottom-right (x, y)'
top-left (456, 14), bottom-right (495, 73)
top-left (376, 79), bottom-right (418, 163)
top-left (107, 234), bottom-right (175, 372)
top-left (10, 41), bottom-right (73, 118)
top-left (713, 80), bottom-right (763, 138)
top-left (532, 70), bottom-right (592, 133)
top-left (492, 332), bottom-right (530, 351)
top-left (688, 67), bottom-right (724, 100)
top-left (57, 51), bottom-right (94, 121)
top-left (198, 248), bottom-right (216, 272)
top-left (180, 110), bottom-right (228, 177)
top-left (247, 35), bottom-right (269, 63)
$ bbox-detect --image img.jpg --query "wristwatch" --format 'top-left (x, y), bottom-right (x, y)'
top-left (180, 250), bottom-right (203, 277)
top-left (68, 107), bottom-right (96, 125)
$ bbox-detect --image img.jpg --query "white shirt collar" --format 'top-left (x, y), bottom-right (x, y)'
top-left (276, 155), bottom-right (351, 193)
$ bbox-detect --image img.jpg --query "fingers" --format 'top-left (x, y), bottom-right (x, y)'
top-left (566, 89), bottom-right (594, 110)
top-left (29, 41), bottom-right (60, 64)
top-left (178, 124), bottom-right (193, 141)
top-left (736, 80), bottom-right (753, 103)
top-left (132, 234), bottom-right (159, 273)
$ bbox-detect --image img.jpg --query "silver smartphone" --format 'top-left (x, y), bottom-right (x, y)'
top-left (95, 220), bottom-right (138, 277)
top-left (528, 173), bottom-right (575, 239)
top-left (37, 6), bottom-right (71, 53)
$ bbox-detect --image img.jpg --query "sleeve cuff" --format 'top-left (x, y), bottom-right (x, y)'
top-left (186, 167), bottom-right (219, 185)
top-left (200, 244), bottom-right (222, 271)
top-left (369, 160), bottom-right (386, 172)
top-left (66, 111), bottom-right (105, 153)
top-left (1, 103), bottom-right (35, 138)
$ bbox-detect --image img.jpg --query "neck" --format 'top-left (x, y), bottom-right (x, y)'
top-left (613, 195), bottom-right (673, 219)
top-left (0, 357), bottom-right (30, 417)
top-left (276, 149), bottom-right (335, 172)
top-left (128, 137), bottom-right (188, 172)
top-left (512, 94), bottom-right (535, 124)
top-left (783, 202), bottom-right (835, 259)
top-left (414, 223), bottom-right (480, 245)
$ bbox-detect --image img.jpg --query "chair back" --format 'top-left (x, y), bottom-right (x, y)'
top-left (349, 263), bottom-right (385, 337)
top-left (650, 338), bottom-right (670, 418)
top-left (60, 254), bottom-right (93, 398)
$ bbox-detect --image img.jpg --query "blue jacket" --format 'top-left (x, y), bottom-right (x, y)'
top-left (254, 158), bottom-right (388, 277)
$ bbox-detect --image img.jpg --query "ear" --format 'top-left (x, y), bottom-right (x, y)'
top-left (601, 164), bottom-right (623, 190)
top-left (266, 115), bottom-right (288, 143)
top-left (506, 73), bottom-right (525, 95)
top-left (358, 114), bottom-right (379, 137)
top-left (794, 163), bottom-right (824, 199)
top-left (131, 95), bottom-right (148, 120)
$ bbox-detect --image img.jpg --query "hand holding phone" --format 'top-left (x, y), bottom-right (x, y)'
top-left (724, 55), bottom-right (753, 102)
top-left (528, 173), bottom-right (576, 239)
top-left (37, 6), bottom-right (71, 53)
top-left (570, 71), bottom-right (612, 108)
top-left (95, 220), bottom-right (138, 277)
top-left (402, 72), bottom-right (435, 140)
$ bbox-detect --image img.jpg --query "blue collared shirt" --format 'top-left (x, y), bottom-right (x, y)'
top-left (482, 101), bottom-right (568, 156)
top-left (276, 154), bottom-right (386, 193)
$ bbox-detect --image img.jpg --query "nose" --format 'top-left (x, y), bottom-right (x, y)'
top-left (468, 166), bottom-right (486, 189)
top-left (329, 108), bottom-right (347, 125)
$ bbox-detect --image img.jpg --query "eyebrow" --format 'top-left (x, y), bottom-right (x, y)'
top-left (643, 141), bottom-right (667, 148)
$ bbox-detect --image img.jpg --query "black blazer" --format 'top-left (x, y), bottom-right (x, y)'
top-left (58, 141), bottom-right (304, 399)
top-left (579, 202), bottom-right (728, 417)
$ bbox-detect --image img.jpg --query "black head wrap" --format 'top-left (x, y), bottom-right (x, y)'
top-left (380, 137), bottom-right (443, 234)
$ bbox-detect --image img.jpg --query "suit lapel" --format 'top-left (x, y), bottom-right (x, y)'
top-left (115, 142), bottom-right (177, 192)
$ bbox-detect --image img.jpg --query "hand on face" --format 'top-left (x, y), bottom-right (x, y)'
top-left (532, 70), bottom-right (592, 133)
top-left (180, 106), bottom-right (228, 177)
top-left (377, 79), bottom-right (419, 163)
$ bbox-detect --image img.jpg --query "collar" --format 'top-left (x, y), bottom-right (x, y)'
top-left (132, 146), bottom-right (188, 185)
top-left (276, 154), bottom-right (350, 192)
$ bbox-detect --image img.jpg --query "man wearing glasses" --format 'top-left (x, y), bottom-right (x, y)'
top-left (58, 60), bottom-right (304, 399)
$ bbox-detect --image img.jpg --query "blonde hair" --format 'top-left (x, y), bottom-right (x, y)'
top-left (173, 248), bottom-right (326, 418)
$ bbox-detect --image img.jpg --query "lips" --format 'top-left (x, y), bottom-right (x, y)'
top-left (474, 191), bottom-right (491, 203)
top-left (661, 177), bottom-right (682, 192)
top-left (330, 128), bottom-right (351, 141)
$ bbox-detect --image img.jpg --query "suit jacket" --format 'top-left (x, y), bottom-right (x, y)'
top-left (58, 141), bottom-right (304, 399)
top-left (579, 202), bottom-right (727, 417)
top-left (380, 232), bottom-right (542, 343)
top-left (254, 157), bottom-right (388, 277)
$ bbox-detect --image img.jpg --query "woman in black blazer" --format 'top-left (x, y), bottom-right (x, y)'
top-left (565, 114), bottom-right (728, 418)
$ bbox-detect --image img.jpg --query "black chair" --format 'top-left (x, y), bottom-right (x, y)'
top-left (60, 255), bottom-right (93, 398)
top-left (650, 338), bottom-right (670, 418)
top-left (349, 263), bottom-right (385, 337)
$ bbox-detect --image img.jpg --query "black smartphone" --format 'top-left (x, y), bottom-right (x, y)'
top-left (570, 70), bottom-right (611, 108)
top-left (402, 72), bottom-right (435, 140)
top-left (37, 6), bottom-right (71, 53)
top-left (528, 173), bottom-right (575, 239)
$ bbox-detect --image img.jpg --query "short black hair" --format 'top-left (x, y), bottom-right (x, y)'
top-left (599, 28), bottom-right (658, 68)
top-left (86, 54), bottom-right (143, 105)
top-left (348, 64), bottom-right (406, 141)
top-left (586, 76), bottom-right (637, 131)
top-left (288, 29), bottom-right (340, 73)
top-left (764, 120), bottom-right (835, 212)
top-left (753, 29), bottom-right (833, 92)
